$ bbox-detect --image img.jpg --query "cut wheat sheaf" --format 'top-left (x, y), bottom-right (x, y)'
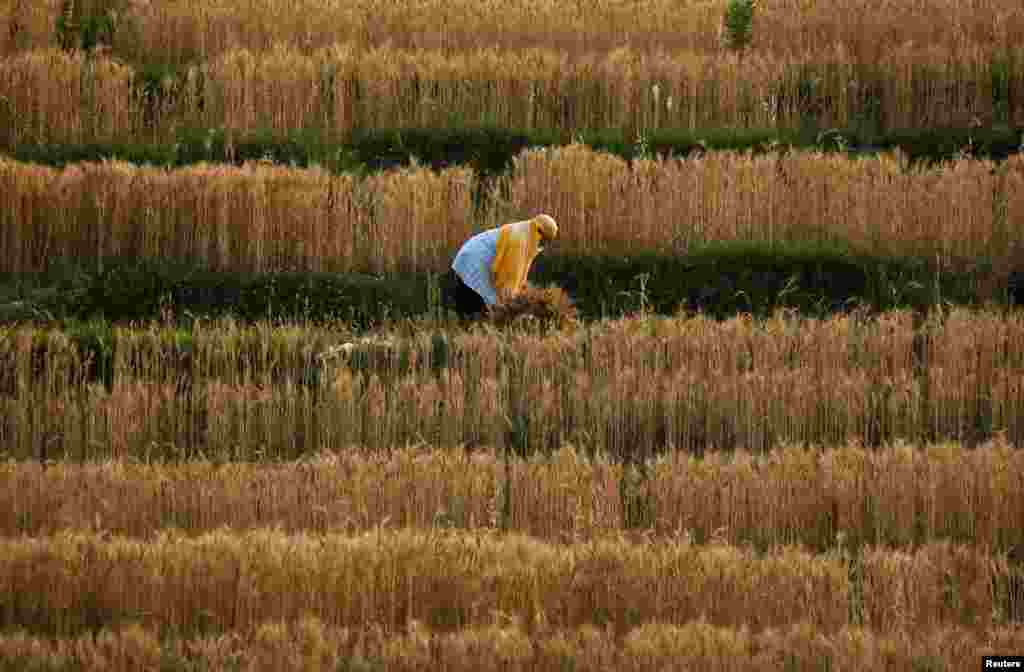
top-left (488, 284), bottom-right (579, 331)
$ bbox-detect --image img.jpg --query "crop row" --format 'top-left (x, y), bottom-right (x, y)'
top-left (2, 440), bottom-right (1022, 552)
top-left (0, 619), bottom-right (1020, 672)
top-left (3, 0), bottom-right (1022, 67)
top-left (2, 146), bottom-right (1023, 275)
top-left (1, 46), bottom-right (1021, 149)
top-left (0, 529), bottom-right (1016, 637)
top-left (5, 309), bottom-right (1024, 458)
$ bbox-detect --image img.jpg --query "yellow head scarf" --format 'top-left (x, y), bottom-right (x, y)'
top-left (534, 214), bottom-right (558, 242)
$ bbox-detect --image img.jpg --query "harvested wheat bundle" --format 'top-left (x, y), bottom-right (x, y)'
top-left (488, 284), bottom-right (578, 330)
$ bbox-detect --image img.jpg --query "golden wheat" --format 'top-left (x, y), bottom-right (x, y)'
top-left (2, 150), bottom-right (1023, 275)
top-left (0, 619), bottom-right (1020, 672)
top-left (1, 440), bottom-right (1022, 551)
top-left (0, 157), bottom-right (475, 273)
top-left (503, 143), bottom-right (1024, 272)
top-left (3, 529), bottom-right (1012, 636)
top-left (6, 311), bottom-right (1024, 463)
top-left (488, 285), bottom-right (579, 331)
top-left (0, 48), bottom-right (138, 146)
top-left (5, 309), bottom-right (1024, 459)
top-left (4, 0), bottom-right (1023, 69)
top-left (2, 44), bottom-right (1021, 147)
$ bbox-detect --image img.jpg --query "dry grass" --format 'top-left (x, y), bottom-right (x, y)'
top-left (1, 440), bottom-right (1022, 552)
top-left (2, 149), bottom-right (1023, 275)
top-left (0, 619), bottom-right (1020, 672)
top-left (0, 529), bottom-right (848, 635)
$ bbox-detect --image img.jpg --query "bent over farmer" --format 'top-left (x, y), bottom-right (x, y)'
top-left (445, 214), bottom-right (559, 319)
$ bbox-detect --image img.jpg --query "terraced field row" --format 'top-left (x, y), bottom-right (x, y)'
top-left (5, 309), bottom-right (1024, 458)
top-left (2, 441), bottom-right (1022, 551)
top-left (3, 147), bottom-right (1023, 275)
top-left (0, 529), bottom-right (1018, 636)
top-left (3, 0), bottom-right (1022, 63)
top-left (2, 619), bottom-right (1020, 672)
top-left (2, 45), bottom-right (1022, 146)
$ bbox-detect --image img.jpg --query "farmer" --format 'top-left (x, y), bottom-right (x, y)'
top-left (445, 214), bottom-right (559, 319)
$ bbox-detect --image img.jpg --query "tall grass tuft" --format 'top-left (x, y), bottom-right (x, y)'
top-left (721, 0), bottom-right (757, 53)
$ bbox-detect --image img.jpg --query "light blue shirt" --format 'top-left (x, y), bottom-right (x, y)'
top-left (452, 228), bottom-right (501, 305)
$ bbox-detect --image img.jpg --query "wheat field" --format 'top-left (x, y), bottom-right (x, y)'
top-left (2, 439), bottom-right (1023, 552)
top-left (3, 0), bottom-right (1023, 64)
top-left (3, 2), bottom-right (1024, 667)
top-left (2, 619), bottom-right (1021, 672)
top-left (1, 44), bottom-right (1021, 146)
top-left (6, 307), bottom-right (1024, 459)
top-left (0, 526), bottom-right (1017, 637)
top-left (2, 148), bottom-right (1023, 275)
top-left (6, 309), bottom-right (1024, 663)
top-left (3, 0), bottom-right (1020, 145)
